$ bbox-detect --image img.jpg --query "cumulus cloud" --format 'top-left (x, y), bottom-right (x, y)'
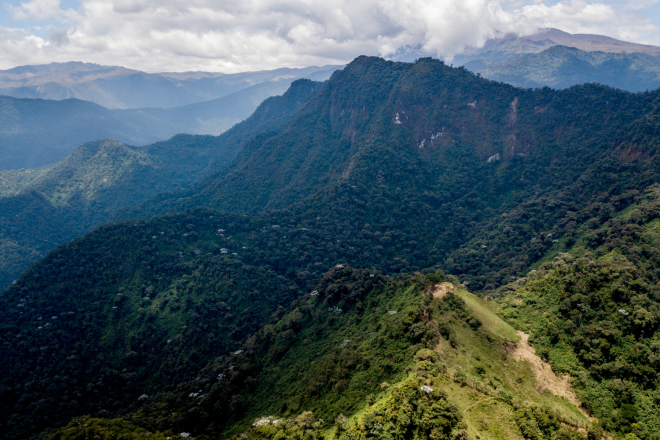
top-left (0, 0), bottom-right (657, 72)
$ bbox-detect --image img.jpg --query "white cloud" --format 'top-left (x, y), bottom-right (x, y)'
top-left (0, 0), bottom-right (657, 72)
top-left (7, 0), bottom-right (63, 21)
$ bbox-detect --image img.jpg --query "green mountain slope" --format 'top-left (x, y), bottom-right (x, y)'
top-left (474, 45), bottom-right (660, 92)
top-left (35, 269), bottom-right (597, 440)
top-left (498, 185), bottom-right (660, 438)
top-left (3, 57), bottom-right (660, 439)
top-left (133, 56), bottom-right (660, 290)
top-left (0, 79), bottom-right (323, 290)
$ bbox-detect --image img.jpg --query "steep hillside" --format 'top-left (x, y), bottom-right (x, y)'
top-left (3, 57), bottom-right (660, 439)
top-left (498, 185), bottom-right (660, 438)
top-left (0, 61), bottom-right (341, 109)
top-left (12, 267), bottom-right (599, 440)
top-left (0, 79), bottom-right (323, 290)
top-left (133, 56), bottom-right (660, 290)
top-left (474, 46), bottom-right (660, 92)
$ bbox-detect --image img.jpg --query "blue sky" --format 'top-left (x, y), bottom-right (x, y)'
top-left (1, 0), bottom-right (659, 72)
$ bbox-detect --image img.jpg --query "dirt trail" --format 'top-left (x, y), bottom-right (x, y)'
top-left (512, 331), bottom-right (594, 421)
top-left (432, 282), bottom-right (455, 299)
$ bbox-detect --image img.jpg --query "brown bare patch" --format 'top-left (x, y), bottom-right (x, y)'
top-left (514, 298), bottom-right (523, 304)
top-left (512, 331), bottom-right (595, 421)
top-left (432, 282), bottom-right (455, 300)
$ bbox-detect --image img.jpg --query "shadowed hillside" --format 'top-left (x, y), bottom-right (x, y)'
top-left (0, 79), bottom-right (323, 290)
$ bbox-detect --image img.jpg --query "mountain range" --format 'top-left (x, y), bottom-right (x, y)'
top-left (474, 45), bottom-right (660, 92)
top-left (1, 56), bottom-right (659, 440)
top-left (0, 62), bottom-right (341, 109)
top-left (457, 27), bottom-right (660, 64)
top-left (0, 72), bottom-right (338, 170)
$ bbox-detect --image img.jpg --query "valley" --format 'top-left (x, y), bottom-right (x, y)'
top-left (1, 53), bottom-right (660, 440)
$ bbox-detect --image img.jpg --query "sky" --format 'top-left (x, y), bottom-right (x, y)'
top-left (1, 0), bottom-right (660, 73)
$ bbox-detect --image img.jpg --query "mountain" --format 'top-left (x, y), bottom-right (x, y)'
top-left (2, 56), bottom-right (660, 440)
top-left (0, 77), bottom-right (324, 170)
top-left (0, 79), bottom-right (323, 291)
top-left (0, 61), bottom-right (342, 109)
top-left (458, 28), bottom-right (660, 65)
top-left (0, 95), bottom-right (170, 170)
top-left (396, 27), bottom-right (660, 73)
top-left (472, 45), bottom-right (660, 92)
top-left (129, 56), bottom-right (660, 288)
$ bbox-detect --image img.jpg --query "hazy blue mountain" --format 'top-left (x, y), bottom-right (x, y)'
top-left (473, 45), bottom-right (660, 92)
top-left (0, 61), bottom-right (342, 109)
top-left (0, 76), bottom-right (333, 170)
top-left (395, 28), bottom-right (660, 65)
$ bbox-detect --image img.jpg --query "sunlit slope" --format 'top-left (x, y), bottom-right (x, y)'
top-left (498, 185), bottom-right (660, 438)
top-left (43, 272), bottom-right (596, 440)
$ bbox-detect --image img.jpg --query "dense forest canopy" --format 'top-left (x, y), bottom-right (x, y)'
top-left (0, 79), bottom-right (323, 291)
top-left (2, 56), bottom-right (660, 440)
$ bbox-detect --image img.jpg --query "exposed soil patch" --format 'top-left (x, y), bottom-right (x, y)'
top-left (433, 282), bottom-right (455, 299)
top-left (512, 331), bottom-right (594, 421)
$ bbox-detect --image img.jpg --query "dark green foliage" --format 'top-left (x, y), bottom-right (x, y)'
top-left (501, 187), bottom-right (660, 437)
top-left (44, 417), bottom-right (170, 440)
top-left (130, 56), bottom-right (660, 294)
top-left (7, 56), bottom-right (660, 439)
top-left (339, 380), bottom-right (465, 440)
top-left (0, 79), bottom-right (322, 290)
top-left (477, 45), bottom-right (660, 92)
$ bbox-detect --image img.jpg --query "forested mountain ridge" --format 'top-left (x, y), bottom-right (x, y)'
top-left (132, 56), bottom-right (660, 289)
top-left (0, 79), bottom-right (323, 291)
top-left (3, 57), bottom-right (660, 440)
top-left (473, 45), bottom-right (660, 92)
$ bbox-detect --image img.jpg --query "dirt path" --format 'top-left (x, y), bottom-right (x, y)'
top-left (512, 331), bottom-right (594, 421)
top-left (432, 282), bottom-right (455, 299)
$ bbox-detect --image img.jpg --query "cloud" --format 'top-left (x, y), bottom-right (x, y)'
top-left (7, 0), bottom-right (63, 21)
top-left (0, 0), bottom-right (657, 72)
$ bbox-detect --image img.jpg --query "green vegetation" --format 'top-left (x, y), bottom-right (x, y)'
top-left (0, 79), bottom-right (322, 290)
top-left (499, 185), bottom-right (660, 438)
top-left (476, 45), bottom-right (660, 92)
top-left (134, 56), bottom-right (660, 293)
top-left (3, 56), bottom-right (660, 439)
top-left (36, 269), bottom-right (596, 440)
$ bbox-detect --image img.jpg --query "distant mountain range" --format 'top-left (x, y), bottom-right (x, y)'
top-left (475, 45), bottom-right (660, 92)
top-left (0, 73), bottom-right (338, 170)
top-left (395, 28), bottom-right (660, 92)
top-left (0, 62), bottom-right (341, 109)
top-left (457, 27), bottom-right (660, 65)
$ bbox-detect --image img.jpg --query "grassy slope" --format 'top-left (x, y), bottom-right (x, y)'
top-left (45, 273), bottom-right (594, 440)
top-left (497, 186), bottom-right (660, 438)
